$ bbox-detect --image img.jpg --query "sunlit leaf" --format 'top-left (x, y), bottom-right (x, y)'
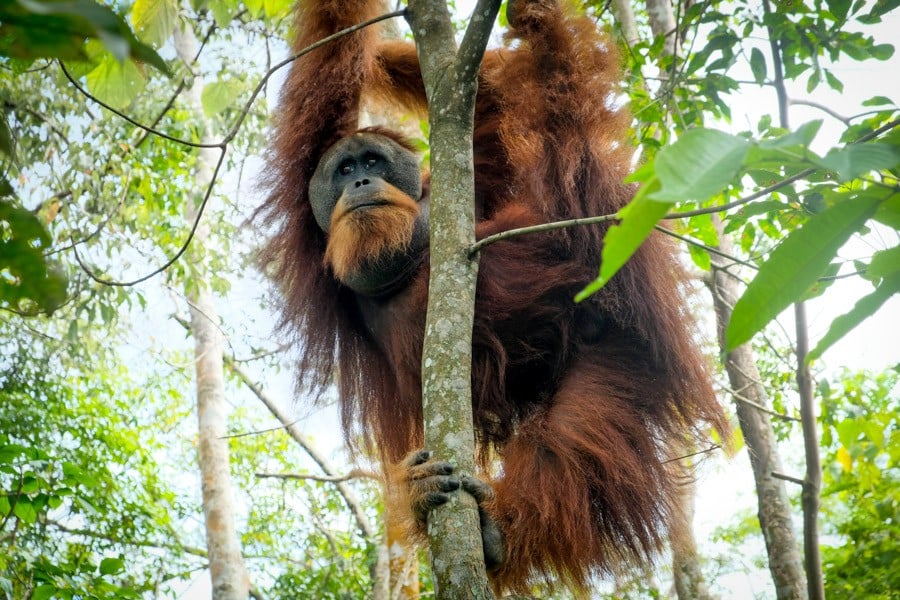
top-left (201, 79), bottom-right (242, 117)
top-left (576, 176), bottom-right (669, 301)
top-left (814, 143), bottom-right (900, 182)
top-left (727, 194), bottom-right (884, 349)
top-left (99, 557), bottom-right (125, 575)
top-left (650, 128), bottom-right (750, 202)
top-left (131, 0), bottom-right (178, 47)
top-left (86, 54), bottom-right (147, 110)
top-left (13, 500), bottom-right (37, 524)
top-left (31, 585), bottom-right (57, 600)
top-left (807, 272), bottom-right (900, 362)
top-left (836, 446), bottom-right (852, 472)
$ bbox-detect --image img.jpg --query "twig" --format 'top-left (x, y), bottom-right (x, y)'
top-left (789, 98), bottom-right (851, 125)
top-left (256, 470), bottom-right (378, 483)
top-left (771, 471), bottom-right (804, 486)
top-left (662, 444), bottom-right (722, 464)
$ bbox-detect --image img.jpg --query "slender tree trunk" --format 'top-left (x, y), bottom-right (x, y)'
top-left (760, 0), bottom-right (825, 593)
top-left (405, 1), bottom-right (500, 596)
top-left (639, 2), bottom-right (716, 595)
top-left (671, 457), bottom-right (718, 600)
top-left (645, 0), bottom-right (679, 57)
top-left (707, 221), bottom-right (807, 600)
top-left (173, 24), bottom-right (250, 600)
top-left (609, 0), bottom-right (639, 47)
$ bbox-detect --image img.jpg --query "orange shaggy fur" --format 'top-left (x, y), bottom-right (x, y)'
top-left (325, 182), bottom-right (421, 281)
top-left (257, 0), bottom-right (728, 593)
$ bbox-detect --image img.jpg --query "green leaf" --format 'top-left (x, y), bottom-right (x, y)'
top-left (807, 69), bottom-right (821, 92)
top-left (201, 79), bottom-right (242, 117)
top-left (808, 272), bottom-right (900, 363)
top-left (650, 129), bottom-right (750, 202)
top-left (243, 0), bottom-right (264, 17)
top-left (757, 120), bottom-right (823, 150)
top-left (726, 194), bottom-right (884, 349)
top-left (873, 193), bottom-right (900, 228)
top-left (824, 69), bottom-right (844, 93)
top-left (576, 176), bottom-right (670, 301)
top-left (749, 47), bottom-right (767, 84)
top-left (867, 246), bottom-right (900, 279)
top-left (209, 0), bottom-right (236, 27)
top-left (263, 0), bottom-right (292, 19)
top-left (86, 54), bottom-right (147, 110)
top-left (99, 557), bottom-right (125, 575)
top-left (31, 585), bottom-right (57, 600)
top-left (13, 500), bottom-right (38, 523)
top-left (870, 43), bottom-right (895, 61)
top-left (131, 0), bottom-right (178, 47)
top-left (826, 0), bottom-right (851, 20)
top-left (815, 143), bottom-right (900, 182)
top-left (862, 95), bottom-right (894, 107)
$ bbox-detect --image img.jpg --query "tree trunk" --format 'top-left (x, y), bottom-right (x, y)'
top-left (405, 1), bottom-right (499, 597)
top-left (173, 23), bottom-right (250, 600)
top-left (671, 457), bottom-right (718, 600)
top-left (707, 222), bottom-right (807, 600)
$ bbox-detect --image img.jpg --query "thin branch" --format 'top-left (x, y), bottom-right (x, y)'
top-left (789, 98), bottom-right (851, 125)
top-left (224, 356), bottom-right (378, 540)
top-left (771, 471), bottom-right (804, 486)
top-left (45, 519), bottom-right (208, 558)
top-left (662, 444), bottom-right (722, 464)
top-left (58, 62), bottom-right (221, 149)
top-left (655, 225), bottom-right (759, 270)
top-left (469, 213), bottom-right (618, 256)
top-left (256, 470), bottom-right (378, 483)
top-left (730, 390), bottom-right (801, 422)
top-left (70, 146), bottom-right (227, 287)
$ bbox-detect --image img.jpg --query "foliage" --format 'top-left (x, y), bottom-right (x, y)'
top-left (0, 322), bottom-right (193, 598)
top-left (0, 0), bottom-right (897, 597)
top-left (583, 0), bottom-right (899, 363)
top-left (819, 369), bottom-right (900, 598)
top-left (0, 0), bottom-right (167, 71)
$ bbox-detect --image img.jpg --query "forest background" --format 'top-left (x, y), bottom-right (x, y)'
top-left (1, 0), bottom-right (898, 598)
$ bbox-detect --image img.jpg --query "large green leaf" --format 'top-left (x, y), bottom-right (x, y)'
top-left (868, 246), bottom-right (900, 279)
top-left (807, 272), bottom-right (900, 363)
top-left (201, 79), bottom-right (243, 117)
top-left (814, 142), bottom-right (900, 182)
top-left (575, 176), bottom-right (670, 301)
top-left (131, 0), bottom-right (178, 47)
top-left (726, 194), bottom-right (885, 349)
top-left (85, 54), bottom-right (147, 110)
top-left (0, 0), bottom-right (168, 73)
top-left (749, 47), bottom-right (767, 84)
top-left (650, 128), bottom-right (751, 202)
